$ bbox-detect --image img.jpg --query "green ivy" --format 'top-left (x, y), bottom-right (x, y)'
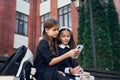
top-left (77, 0), bottom-right (120, 72)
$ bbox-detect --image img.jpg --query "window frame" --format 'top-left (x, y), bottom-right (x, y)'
top-left (40, 0), bottom-right (47, 3)
top-left (40, 13), bottom-right (50, 36)
top-left (23, 0), bottom-right (29, 3)
top-left (58, 4), bottom-right (72, 28)
top-left (15, 12), bottom-right (28, 36)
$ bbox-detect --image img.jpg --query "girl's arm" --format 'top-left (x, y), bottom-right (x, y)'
top-left (39, 39), bottom-right (79, 66)
top-left (49, 49), bottom-right (78, 66)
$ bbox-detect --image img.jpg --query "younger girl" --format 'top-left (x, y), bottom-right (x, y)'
top-left (34, 18), bottom-right (79, 80)
top-left (57, 27), bottom-right (82, 80)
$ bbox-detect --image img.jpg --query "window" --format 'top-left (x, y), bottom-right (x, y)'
top-left (40, 0), bottom-right (47, 3)
top-left (40, 13), bottom-right (50, 36)
top-left (15, 12), bottom-right (28, 36)
top-left (23, 0), bottom-right (29, 3)
top-left (59, 5), bottom-right (72, 27)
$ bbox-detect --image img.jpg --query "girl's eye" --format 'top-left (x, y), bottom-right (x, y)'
top-left (54, 29), bottom-right (58, 31)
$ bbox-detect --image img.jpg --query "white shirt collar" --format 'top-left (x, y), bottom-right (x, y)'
top-left (58, 44), bottom-right (70, 49)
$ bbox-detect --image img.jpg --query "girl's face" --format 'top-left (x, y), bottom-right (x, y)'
top-left (45, 24), bottom-right (59, 39)
top-left (59, 30), bottom-right (71, 45)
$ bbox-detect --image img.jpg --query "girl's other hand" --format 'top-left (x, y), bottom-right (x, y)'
top-left (69, 65), bottom-right (80, 75)
top-left (70, 65), bottom-right (83, 75)
top-left (58, 71), bottom-right (66, 76)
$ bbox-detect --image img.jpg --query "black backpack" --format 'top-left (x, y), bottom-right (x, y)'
top-left (19, 61), bottom-right (34, 80)
top-left (0, 45), bottom-right (35, 80)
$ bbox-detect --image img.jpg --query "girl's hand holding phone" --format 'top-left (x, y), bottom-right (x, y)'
top-left (67, 49), bottom-right (79, 58)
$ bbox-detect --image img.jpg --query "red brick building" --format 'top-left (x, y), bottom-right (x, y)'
top-left (114, 0), bottom-right (120, 23)
top-left (0, 0), bottom-right (16, 56)
top-left (0, 0), bottom-right (119, 57)
top-left (0, 0), bottom-right (78, 57)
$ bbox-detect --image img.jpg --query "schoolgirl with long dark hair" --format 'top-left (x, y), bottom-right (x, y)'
top-left (34, 18), bottom-right (79, 80)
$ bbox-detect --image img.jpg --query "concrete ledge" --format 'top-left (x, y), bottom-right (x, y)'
top-left (0, 76), bottom-right (19, 80)
top-left (0, 56), bottom-right (9, 63)
top-left (84, 68), bottom-right (120, 80)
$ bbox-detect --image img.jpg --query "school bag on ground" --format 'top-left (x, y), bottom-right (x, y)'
top-left (0, 45), bottom-right (36, 80)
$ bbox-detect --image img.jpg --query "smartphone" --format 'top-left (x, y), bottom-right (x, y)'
top-left (76, 45), bottom-right (83, 51)
top-left (73, 45), bottom-right (84, 59)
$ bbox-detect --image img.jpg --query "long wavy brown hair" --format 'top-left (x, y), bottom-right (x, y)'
top-left (43, 18), bottom-right (59, 56)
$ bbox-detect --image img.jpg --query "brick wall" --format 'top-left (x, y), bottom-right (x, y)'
top-left (114, 0), bottom-right (120, 23)
top-left (0, 1), bottom-right (4, 55)
top-left (28, 0), bottom-right (40, 56)
top-left (0, 0), bottom-right (16, 56)
top-left (50, 0), bottom-right (58, 20)
top-left (71, 2), bottom-right (79, 43)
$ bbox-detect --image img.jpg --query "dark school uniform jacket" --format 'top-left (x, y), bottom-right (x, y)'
top-left (58, 45), bottom-right (78, 80)
top-left (34, 39), bottom-right (59, 80)
top-left (58, 45), bottom-right (74, 73)
top-left (34, 39), bottom-right (71, 80)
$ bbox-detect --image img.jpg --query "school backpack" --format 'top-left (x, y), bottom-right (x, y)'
top-left (0, 45), bottom-right (36, 80)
